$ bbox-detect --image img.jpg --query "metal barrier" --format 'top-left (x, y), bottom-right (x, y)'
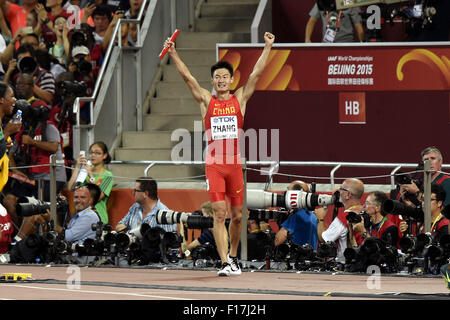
top-left (251, 0), bottom-right (272, 43)
top-left (112, 159), bottom-right (450, 190)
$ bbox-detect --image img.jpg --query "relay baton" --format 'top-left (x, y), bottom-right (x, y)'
top-left (159, 29), bottom-right (180, 59)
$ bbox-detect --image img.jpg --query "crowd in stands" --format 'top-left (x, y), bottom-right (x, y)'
top-left (0, 0), bottom-right (145, 255)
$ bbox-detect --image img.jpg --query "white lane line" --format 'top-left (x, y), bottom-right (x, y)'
top-left (1, 284), bottom-right (192, 300)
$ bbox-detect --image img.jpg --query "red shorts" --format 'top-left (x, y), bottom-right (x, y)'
top-left (205, 162), bottom-right (244, 206)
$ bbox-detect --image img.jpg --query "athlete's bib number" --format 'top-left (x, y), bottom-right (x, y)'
top-left (211, 115), bottom-right (238, 140)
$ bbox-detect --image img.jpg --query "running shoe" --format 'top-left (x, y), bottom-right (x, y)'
top-left (217, 262), bottom-right (232, 276)
top-left (227, 254), bottom-right (242, 275)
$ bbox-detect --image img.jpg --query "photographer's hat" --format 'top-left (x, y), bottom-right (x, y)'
top-left (72, 45), bottom-right (90, 57)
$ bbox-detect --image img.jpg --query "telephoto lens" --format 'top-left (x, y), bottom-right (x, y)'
top-left (156, 210), bottom-right (213, 229)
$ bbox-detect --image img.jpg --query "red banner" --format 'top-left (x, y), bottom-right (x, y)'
top-left (218, 44), bottom-right (450, 92)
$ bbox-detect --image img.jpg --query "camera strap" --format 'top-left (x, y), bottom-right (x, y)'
top-left (370, 217), bottom-right (387, 238)
top-left (431, 213), bottom-right (443, 233)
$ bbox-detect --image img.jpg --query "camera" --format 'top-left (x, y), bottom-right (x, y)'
top-left (156, 209), bottom-right (214, 229)
top-left (317, 241), bottom-right (338, 259)
top-left (346, 210), bottom-right (371, 229)
top-left (344, 237), bottom-right (399, 273)
top-left (75, 57), bottom-right (92, 76)
top-left (425, 234), bottom-right (450, 263)
top-left (115, 223), bottom-right (150, 251)
top-left (393, 167), bottom-right (423, 204)
top-left (246, 189), bottom-right (335, 211)
top-left (57, 80), bottom-right (88, 97)
top-left (382, 199), bottom-right (424, 222)
top-left (71, 30), bottom-right (88, 47)
top-left (16, 196), bottom-right (69, 217)
top-left (18, 56), bottom-right (38, 74)
top-left (399, 233), bottom-right (433, 254)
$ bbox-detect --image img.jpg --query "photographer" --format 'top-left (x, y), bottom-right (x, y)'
top-left (5, 44), bottom-right (55, 104)
top-left (418, 184), bottom-right (449, 243)
top-left (15, 73), bottom-right (49, 111)
top-left (3, 98), bottom-right (66, 240)
top-left (274, 180), bottom-right (318, 250)
top-left (350, 191), bottom-right (399, 248)
top-left (116, 177), bottom-right (177, 233)
top-left (180, 203), bottom-right (216, 254)
top-left (66, 45), bottom-right (94, 123)
top-left (54, 184), bottom-right (101, 244)
top-left (314, 178), bottom-right (364, 262)
top-left (305, 0), bottom-right (364, 43)
top-left (399, 147), bottom-right (450, 206)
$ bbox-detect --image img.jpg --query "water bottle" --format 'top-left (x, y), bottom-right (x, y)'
top-left (12, 110), bottom-right (22, 123)
top-left (75, 151), bottom-right (91, 186)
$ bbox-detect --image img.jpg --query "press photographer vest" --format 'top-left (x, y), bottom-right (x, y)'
top-left (336, 205), bottom-right (364, 246)
top-left (435, 174), bottom-right (450, 185)
top-left (15, 121), bottom-right (62, 174)
top-left (370, 217), bottom-right (396, 240)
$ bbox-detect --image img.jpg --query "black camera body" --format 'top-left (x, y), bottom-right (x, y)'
top-left (75, 57), bottom-right (92, 76)
top-left (346, 210), bottom-right (371, 229)
top-left (57, 80), bottom-right (88, 97)
top-left (18, 56), bottom-right (38, 74)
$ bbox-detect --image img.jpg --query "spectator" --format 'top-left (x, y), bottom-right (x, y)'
top-left (314, 178), bottom-right (364, 262)
top-left (15, 73), bottom-right (49, 110)
top-left (350, 191), bottom-right (399, 247)
top-left (54, 183), bottom-right (101, 244)
top-left (275, 180), bottom-right (318, 250)
top-left (36, 0), bottom-right (71, 44)
top-left (0, 5), bottom-right (12, 42)
top-left (305, 1), bottom-right (364, 43)
top-left (0, 0), bottom-right (39, 38)
top-left (49, 15), bottom-right (70, 66)
top-left (82, 4), bottom-right (112, 45)
top-left (121, 0), bottom-right (143, 46)
top-left (26, 9), bottom-right (40, 37)
top-left (115, 177), bottom-right (177, 232)
top-left (67, 141), bottom-right (114, 223)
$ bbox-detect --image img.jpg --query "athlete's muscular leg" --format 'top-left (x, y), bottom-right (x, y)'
top-left (228, 205), bottom-right (242, 257)
top-left (211, 200), bottom-right (229, 263)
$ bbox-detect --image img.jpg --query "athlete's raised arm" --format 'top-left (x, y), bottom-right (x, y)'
top-left (165, 38), bottom-right (211, 117)
top-left (234, 32), bottom-right (275, 115)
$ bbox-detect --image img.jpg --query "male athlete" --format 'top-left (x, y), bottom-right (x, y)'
top-left (164, 32), bottom-right (275, 276)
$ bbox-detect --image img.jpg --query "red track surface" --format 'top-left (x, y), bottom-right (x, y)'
top-left (0, 264), bottom-right (448, 300)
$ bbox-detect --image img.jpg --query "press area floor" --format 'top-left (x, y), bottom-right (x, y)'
top-left (0, 259), bottom-right (449, 301)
